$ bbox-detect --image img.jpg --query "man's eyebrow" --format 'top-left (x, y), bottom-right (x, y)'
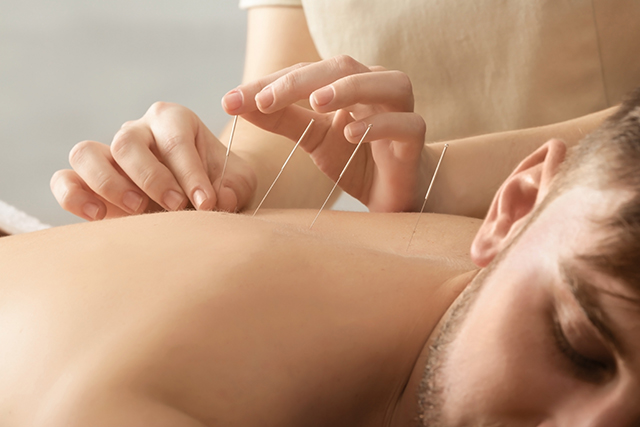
top-left (558, 261), bottom-right (625, 355)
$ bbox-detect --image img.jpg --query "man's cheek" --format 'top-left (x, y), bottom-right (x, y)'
top-left (439, 306), bottom-right (508, 420)
top-left (440, 284), bottom-right (561, 421)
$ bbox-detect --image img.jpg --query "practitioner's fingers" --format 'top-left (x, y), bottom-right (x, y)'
top-left (51, 169), bottom-right (107, 220)
top-left (224, 56), bottom-right (371, 115)
top-left (50, 169), bottom-right (129, 220)
top-left (310, 70), bottom-right (415, 113)
top-left (134, 102), bottom-right (219, 210)
top-left (222, 62), bottom-right (313, 114)
top-left (237, 105), bottom-right (321, 146)
top-left (225, 67), bottom-right (323, 145)
top-left (110, 123), bottom-right (191, 212)
top-left (256, 56), bottom-right (371, 113)
top-left (344, 112), bottom-right (427, 159)
top-left (68, 140), bottom-right (151, 215)
top-left (368, 65), bottom-right (388, 72)
top-left (239, 60), bottom-right (383, 106)
top-left (220, 56), bottom-right (375, 151)
top-left (344, 112), bottom-right (426, 144)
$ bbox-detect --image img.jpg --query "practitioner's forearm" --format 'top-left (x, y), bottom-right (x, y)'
top-left (424, 107), bottom-right (616, 218)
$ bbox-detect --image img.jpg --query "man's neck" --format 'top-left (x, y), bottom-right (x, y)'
top-left (387, 269), bottom-right (480, 427)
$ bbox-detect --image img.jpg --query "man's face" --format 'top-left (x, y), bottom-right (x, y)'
top-left (420, 186), bottom-right (640, 426)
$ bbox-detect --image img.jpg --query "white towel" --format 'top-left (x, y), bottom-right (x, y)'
top-left (0, 200), bottom-right (51, 235)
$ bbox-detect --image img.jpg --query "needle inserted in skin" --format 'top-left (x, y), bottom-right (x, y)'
top-left (309, 124), bottom-right (373, 229)
top-left (252, 119), bottom-right (315, 217)
top-left (217, 115), bottom-right (239, 195)
top-left (406, 143), bottom-right (449, 251)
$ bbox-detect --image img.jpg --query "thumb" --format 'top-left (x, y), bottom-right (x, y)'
top-left (213, 152), bottom-right (257, 212)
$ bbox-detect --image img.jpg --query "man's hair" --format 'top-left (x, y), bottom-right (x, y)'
top-left (547, 87), bottom-right (640, 287)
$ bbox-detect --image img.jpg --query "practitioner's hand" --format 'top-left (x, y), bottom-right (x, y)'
top-left (51, 103), bottom-right (256, 220)
top-left (222, 55), bottom-right (429, 212)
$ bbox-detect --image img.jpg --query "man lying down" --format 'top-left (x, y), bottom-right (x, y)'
top-left (3, 99), bottom-right (640, 426)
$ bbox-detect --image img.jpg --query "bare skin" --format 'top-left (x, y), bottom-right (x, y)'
top-left (5, 137), bottom-right (640, 425)
top-left (0, 209), bottom-right (480, 427)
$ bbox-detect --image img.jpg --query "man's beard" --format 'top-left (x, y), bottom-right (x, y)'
top-left (417, 263), bottom-right (495, 427)
top-left (417, 191), bottom-right (541, 427)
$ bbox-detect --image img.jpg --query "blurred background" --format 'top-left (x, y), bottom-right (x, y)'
top-left (1, 0), bottom-right (246, 226)
top-left (1, 1), bottom-right (365, 227)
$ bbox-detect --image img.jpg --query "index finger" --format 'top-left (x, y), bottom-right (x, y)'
top-left (222, 62), bottom-right (312, 115)
top-left (255, 55), bottom-right (371, 114)
top-left (224, 55), bottom-right (371, 115)
top-left (142, 103), bottom-right (219, 211)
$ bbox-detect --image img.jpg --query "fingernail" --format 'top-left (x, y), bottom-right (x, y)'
top-left (193, 189), bottom-right (207, 209)
top-left (312, 86), bottom-right (334, 107)
top-left (83, 203), bottom-right (99, 220)
top-left (256, 86), bottom-right (274, 111)
top-left (348, 122), bottom-right (368, 139)
top-left (163, 190), bottom-right (184, 211)
top-left (123, 191), bottom-right (143, 213)
top-left (223, 90), bottom-right (243, 111)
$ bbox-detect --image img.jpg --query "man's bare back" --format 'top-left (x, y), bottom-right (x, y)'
top-left (0, 210), bottom-right (480, 427)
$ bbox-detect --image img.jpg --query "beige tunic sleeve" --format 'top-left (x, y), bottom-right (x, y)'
top-left (301, 0), bottom-right (640, 142)
top-left (239, 0), bottom-right (301, 8)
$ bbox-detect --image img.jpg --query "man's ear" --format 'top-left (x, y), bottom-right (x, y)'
top-left (470, 139), bottom-right (567, 267)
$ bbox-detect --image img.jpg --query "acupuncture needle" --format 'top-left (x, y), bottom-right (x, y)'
top-left (252, 118), bottom-right (315, 217)
top-left (217, 115), bottom-right (239, 195)
top-left (310, 124), bottom-right (373, 229)
top-left (406, 143), bottom-right (449, 251)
